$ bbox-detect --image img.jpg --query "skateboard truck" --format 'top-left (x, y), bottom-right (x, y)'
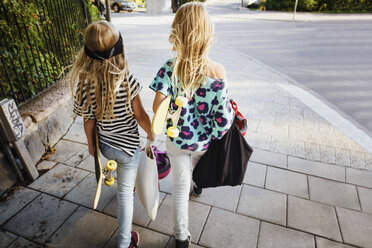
top-left (103, 160), bottom-right (117, 186)
top-left (152, 95), bottom-right (188, 138)
top-left (166, 96), bottom-right (188, 137)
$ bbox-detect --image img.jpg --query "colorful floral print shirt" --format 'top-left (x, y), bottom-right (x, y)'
top-left (150, 59), bottom-right (234, 152)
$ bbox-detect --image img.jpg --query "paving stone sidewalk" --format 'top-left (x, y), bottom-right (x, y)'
top-left (2, 127), bottom-right (372, 248)
top-left (2, 4), bottom-right (372, 248)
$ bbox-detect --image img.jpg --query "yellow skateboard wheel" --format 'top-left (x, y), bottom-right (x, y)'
top-left (167, 126), bottom-right (180, 137)
top-left (106, 160), bottom-right (117, 171)
top-left (104, 177), bottom-right (115, 186)
top-left (175, 96), bottom-right (188, 107)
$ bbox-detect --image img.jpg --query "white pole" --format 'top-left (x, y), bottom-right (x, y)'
top-left (293, 0), bottom-right (298, 20)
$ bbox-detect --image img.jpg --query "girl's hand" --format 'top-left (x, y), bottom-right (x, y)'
top-left (147, 132), bottom-right (155, 142)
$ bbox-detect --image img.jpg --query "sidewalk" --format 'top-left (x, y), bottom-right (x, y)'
top-left (2, 4), bottom-right (372, 248)
top-left (208, 0), bottom-right (372, 22)
top-left (236, 7), bottom-right (372, 22)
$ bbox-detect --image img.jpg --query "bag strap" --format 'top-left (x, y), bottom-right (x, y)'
top-left (230, 99), bottom-right (238, 116)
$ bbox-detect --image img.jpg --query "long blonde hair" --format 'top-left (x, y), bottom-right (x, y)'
top-left (169, 2), bottom-right (214, 98)
top-left (68, 21), bottom-right (131, 121)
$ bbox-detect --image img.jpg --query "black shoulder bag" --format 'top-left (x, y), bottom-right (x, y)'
top-left (192, 116), bottom-right (253, 188)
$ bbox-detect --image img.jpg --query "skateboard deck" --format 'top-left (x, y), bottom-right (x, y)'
top-left (93, 125), bottom-right (117, 209)
top-left (152, 95), bottom-right (171, 135)
top-left (151, 95), bottom-right (188, 137)
top-left (93, 125), bottom-right (103, 209)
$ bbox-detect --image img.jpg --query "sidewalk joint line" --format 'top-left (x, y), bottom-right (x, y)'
top-left (261, 219), bottom-right (343, 245)
top-left (242, 179), bottom-right (366, 214)
top-left (61, 171), bottom-right (91, 200)
top-left (102, 225), bottom-right (118, 248)
top-left (45, 204), bottom-right (80, 246)
top-left (345, 167), bottom-right (348, 183)
top-left (307, 175), bottom-right (311, 200)
top-left (255, 220), bottom-right (261, 248)
top-left (263, 164), bottom-right (268, 189)
top-left (285, 155), bottom-right (289, 169)
top-left (100, 193), bottom-right (117, 216)
top-left (334, 207), bottom-right (344, 243)
top-left (164, 236), bottom-right (172, 248)
top-left (146, 193), bottom-right (170, 228)
top-left (197, 206), bottom-right (213, 245)
top-left (235, 185), bottom-right (244, 213)
top-left (8, 233), bottom-right (46, 247)
top-left (285, 194), bottom-right (288, 227)
top-left (355, 186), bottom-right (363, 212)
top-left (59, 120), bottom-right (75, 142)
top-left (0, 189), bottom-right (41, 228)
top-left (262, 161), bottom-right (372, 192)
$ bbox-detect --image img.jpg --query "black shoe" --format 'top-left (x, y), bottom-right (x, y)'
top-left (193, 185), bottom-right (202, 197)
top-left (176, 236), bottom-right (190, 248)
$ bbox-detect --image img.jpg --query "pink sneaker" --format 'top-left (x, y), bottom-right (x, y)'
top-left (128, 231), bottom-right (140, 248)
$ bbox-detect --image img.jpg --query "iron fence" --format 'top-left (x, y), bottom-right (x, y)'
top-left (0, 0), bottom-right (90, 105)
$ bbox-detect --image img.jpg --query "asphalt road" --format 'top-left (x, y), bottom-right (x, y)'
top-left (207, 3), bottom-right (372, 135)
top-left (112, 3), bottom-right (372, 136)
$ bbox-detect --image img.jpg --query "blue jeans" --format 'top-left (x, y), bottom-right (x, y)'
top-left (99, 143), bottom-right (139, 248)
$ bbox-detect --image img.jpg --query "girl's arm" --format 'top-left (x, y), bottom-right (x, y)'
top-left (84, 119), bottom-right (96, 156)
top-left (132, 95), bottom-right (155, 142)
top-left (152, 91), bottom-right (167, 113)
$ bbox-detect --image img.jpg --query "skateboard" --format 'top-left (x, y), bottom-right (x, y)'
top-left (93, 125), bottom-right (117, 209)
top-left (151, 95), bottom-right (188, 137)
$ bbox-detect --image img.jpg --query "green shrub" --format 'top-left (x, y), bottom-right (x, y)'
top-left (298, 0), bottom-right (318, 10)
top-left (265, 0), bottom-right (318, 11)
top-left (0, 0), bottom-right (99, 103)
top-left (319, 0), bottom-right (372, 12)
top-left (85, 0), bottom-right (103, 22)
top-left (265, 0), bottom-right (372, 11)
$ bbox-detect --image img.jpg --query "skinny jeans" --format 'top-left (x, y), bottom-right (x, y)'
top-left (99, 142), bottom-right (139, 248)
top-left (166, 138), bottom-right (205, 241)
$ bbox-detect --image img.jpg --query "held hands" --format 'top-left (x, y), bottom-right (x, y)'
top-left (147, 131), bottom-right (155, 142)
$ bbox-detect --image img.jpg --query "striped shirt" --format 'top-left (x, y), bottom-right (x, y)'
top-left (73, 73), bottom-right (142, 157)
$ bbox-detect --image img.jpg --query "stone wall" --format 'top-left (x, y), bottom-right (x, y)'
top-left (20, 80), bottom-right (74, 166)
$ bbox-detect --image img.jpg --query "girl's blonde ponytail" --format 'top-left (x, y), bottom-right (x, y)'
top-left (169, 2), bottom-right (214, 98)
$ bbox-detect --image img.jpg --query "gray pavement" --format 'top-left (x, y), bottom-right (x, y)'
top-left (2, 2), bottom-right (372, 248)
top-left (216, 6), bottom-right (372, 142)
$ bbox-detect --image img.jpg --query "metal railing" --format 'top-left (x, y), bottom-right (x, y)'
top-left (0, 0), bottom-right (90, 105)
